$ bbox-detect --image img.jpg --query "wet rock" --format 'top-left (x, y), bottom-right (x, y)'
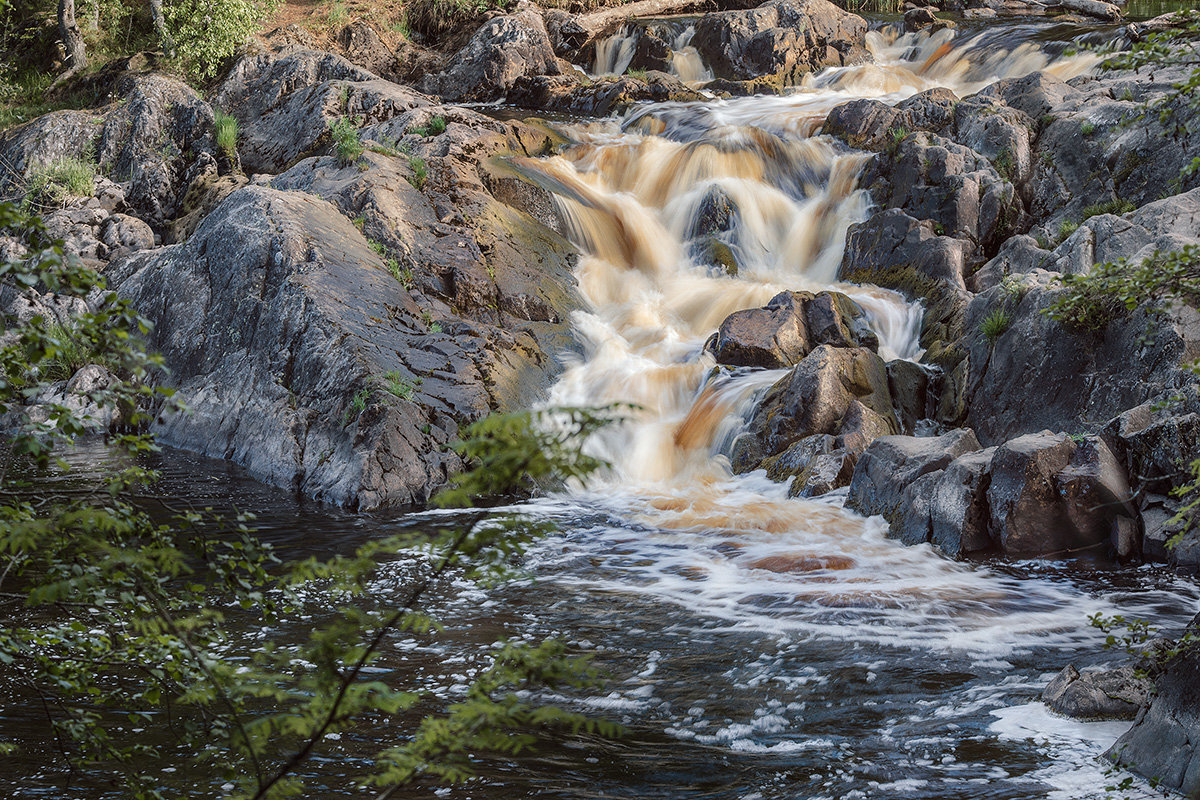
top-left (821, 99), bottom-right (903, 151)
top-left (710, 290), bottom-right (877, 370)
top-left (789, 448), bottom-right (856, 497)
top-left (543, 9), bottom-right (588, 57)
top-left (748, 345), bottom-right (896, 461)
top-left (692, 0), bottom-right (868, 85)
top-left (887, 359), bottom-right (937, 435)
top-left (903, 7), bottom-right (954, 32)
top-left (1043, 664), bottom-right (1151, 720)
top-left (215, 47), bottom-right (430, 174)
top-left (929, 446), bottom-right (997, 556)
top-left (1102, 403), bottom-right (1200, 499)
top-left (986, 432), bottom-right (1136, 558)
top-left (845, 428), bottom-right (983, 536)
top-left (1108, 617), bottom-right (1200, 795)
top-left (508, 71), bottom-right (703, 116)
top-left (691, 186), bottom-right (738, 238)
top-left (420, 10), bottom-right (562, 102)
top-left (712, 291), bottom-right (811, 369)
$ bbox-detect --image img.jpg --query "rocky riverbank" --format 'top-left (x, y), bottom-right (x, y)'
top-left (2, 1), bottom-right (1200, 790)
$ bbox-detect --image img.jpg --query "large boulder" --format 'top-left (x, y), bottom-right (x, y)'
top-left (845, 428), bottom-right (983, 542)
top-left (748, 344), bottom-right (895, 459)
top-left (419, 10), bottom-right (562, 102)
top-left (709, 290), bottom-right (876, 369)
top-left (986, 432), bottom-right (1136, 558)
top-left (692, 0), bottom-right (868, 85)
top-left (1108, 618), bottom-right (1200, 795)
top-left (507, 71), bottom-right (704, 117)
top-left (0, 111), bottom-right (102, 200)
top-left (112, 183), bottom-right (573, 509)
top-left (215, 47), bottom-right (430, 174)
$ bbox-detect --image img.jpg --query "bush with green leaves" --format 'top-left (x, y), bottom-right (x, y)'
top-left (1045, 245), bottom-right (1200, 331)
top-left (214, 109), bottom-right (239, 161)
top-left (0, 200), bottom-right (623, 797)
top-left (164, 0), bottom-right (281, 81)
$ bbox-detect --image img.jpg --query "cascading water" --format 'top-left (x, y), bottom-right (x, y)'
top-left (497, 22), bottom-right (1198, 800)
top-left (592, 19), bottom-right (715, 85)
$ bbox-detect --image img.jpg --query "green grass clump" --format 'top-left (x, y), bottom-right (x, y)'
top-left (385, 257), bottom-right (414, 289)
top-left (329, 117), bottom-right (364, 166)
top-left (383, 370), bottom-right (414, 400)
top-left (24, 156), bottom-right (96, 210)
top-left (410, 116), bottom-right (447, 137)
top-left (408, 156), bottom-right (428, 190)
top-left (979, 309), bottom-right (1012, 343)
top-left (1057, 219), bottom-right (1079, 242)
top-left (213, 110), bottom-right (239, 161)
top-left (1081, 120), bottom-right (1096, 136)
top-left (1082, 198), bottom-right (1136, 220)
top-left (626, 68), bottom-right (649, 82)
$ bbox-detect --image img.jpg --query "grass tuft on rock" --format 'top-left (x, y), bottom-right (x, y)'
top-left (979, 308), bottom-right (1012, 343)
top-left (24, 156), bottom-right (96, 211)
top-left (213, 110), bottom-right (239, 161)
top-left (329, 117), bottom-right (364, 166)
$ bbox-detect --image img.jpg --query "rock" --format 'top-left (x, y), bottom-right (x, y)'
top-left (903, 7), bottom-right (953, 31)
top-left (215, 47), bottom-right (430, 174)
top-left (887, 358), bottom-right (936, 434)
top-left (929, 447), bottom-right (997, 556)
top-left (420, 10), bottom-right (562, 102)
top-left (1108, 617), bottom-right (1200, 795)
top-left (0, 111), bottom-right (102, 198)
top-left (962, 270), bottom-right (1200, 444)
top-left (845, 428), bottom-right (982, 533)
top-left (986, 432), bottom-right (1136, 558)
top-left (336, 20), bottom-right (397, 78)
top-left (1056, 0), bottom-right (1121, 22)
top-left (508, 71), bottom-right (704, 116)
top-left (712, 291), bottom-right (811, 369)
top-left (96, 73), bottom-right (219, 226)
top-left (112, 175), bottom-right (574, 510)
top-left (710, 290), bottom-right (876, 370)
top-left (748, 344), bottom-right (896, 460)
top-left (99, 213), bottom-right (155, 253)
top-left (692, 0), bottom-right (868, 85)
top-left (1043, 664), bottom-right (1151, 720)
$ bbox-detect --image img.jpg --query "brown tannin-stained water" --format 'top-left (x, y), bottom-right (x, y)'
top-left (5, 19), bottom-right (1200, 800)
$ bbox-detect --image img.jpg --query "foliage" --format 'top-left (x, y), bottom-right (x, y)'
top-left (1089, 613), bottom-right (1200, 679)
top-left (0, 200), bottom-right (624, 797)
top-left (383, 370), bottom-right (414, 399)
top-left (979, 308), bottom-right (1012, 342)
top-left (1044, 244), bottom-right (1200, 330)
top-left (1099, 9), bottom-right (1200, 178)
top-left (214, 109), bottom-right (240, 162)
top-left (1057, 218), bottom-right (1079, 242)
top-left (23, 155), bottom-right (96, 211)
top-left (408, 155), bottom-right (428, 190)
top-left (329, 117), bottom-right (364, 166)
top-left (410, 115), bottom-right (447, 137)
top-left (1080, 120), bottom-right (1096, 136)
top-left (163, 0), bottom-right (280, 81)
top-left (404, 0), bottom-right (502, 42)
top-left (1081, 197), bottom-right (1136, 220)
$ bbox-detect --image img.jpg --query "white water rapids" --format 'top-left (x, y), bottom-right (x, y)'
top-left (495, 21), bottom-right (1200, 799)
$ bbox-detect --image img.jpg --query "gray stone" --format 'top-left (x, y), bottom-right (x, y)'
top-left (929, 446), bottom-right (997, 556)
top-left (1043, 664), bottom-right (1151, 720)
top-left (420, 10), bottom-right (562, 102)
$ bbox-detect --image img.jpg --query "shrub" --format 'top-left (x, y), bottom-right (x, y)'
top-left (405, 0), bottom-right (494, 42)
top-left (1045, 244), bottom-right (1200, 330)
top-left (384, 370), bottom-right (414, 399)
top-left (979, 308), bottom-right (1012, 342)
top-left (164, 0), bottom-right (281, 81)
top-left (213, 110), bottom-right (239, 161)
top-left (330, 117), bottom-right (364, 165)
top-left (24, 155), bottom-right (96, 210)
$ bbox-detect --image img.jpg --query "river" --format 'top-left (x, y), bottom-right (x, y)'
top-left (5, 10), bottom-right (1200, 800)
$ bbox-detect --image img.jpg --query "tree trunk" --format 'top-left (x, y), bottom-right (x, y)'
top-left (149, 0), bottom-right (175, 57)
top-left (577, 0), bottom-right (711, 37)
top-left (55, 0), bottom-right (87, 84)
